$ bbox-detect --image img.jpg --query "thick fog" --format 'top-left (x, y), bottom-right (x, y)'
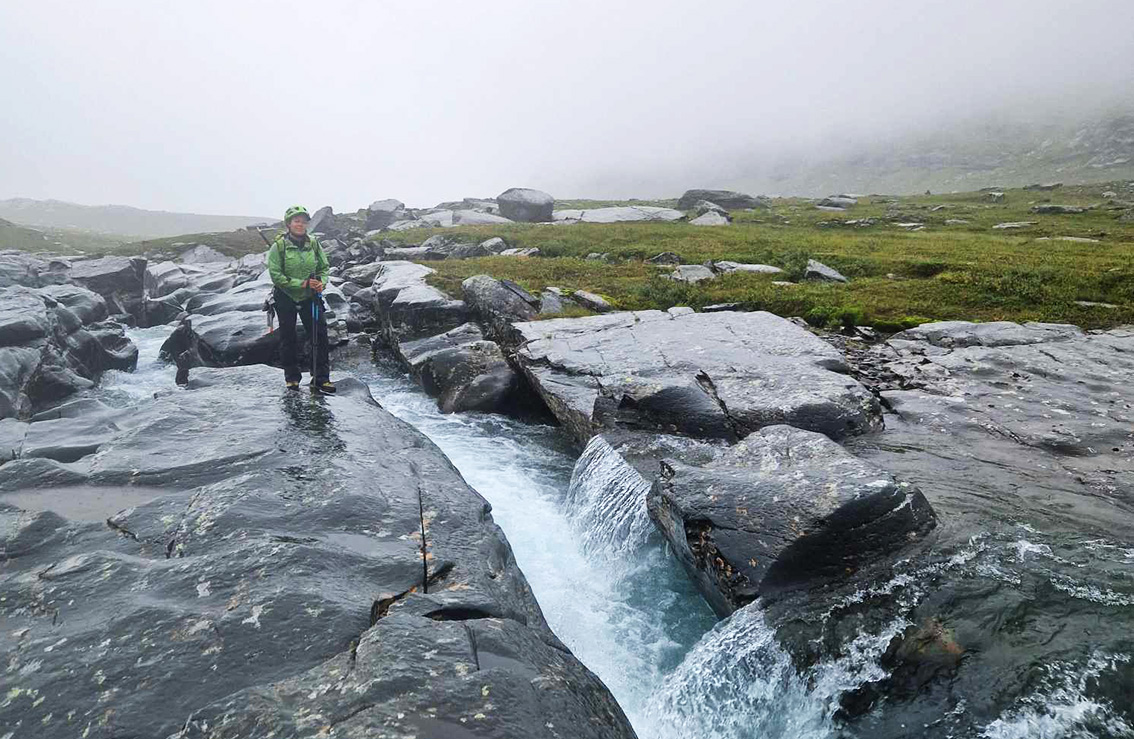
top-left (3, 0), bottom-right (1132, 215)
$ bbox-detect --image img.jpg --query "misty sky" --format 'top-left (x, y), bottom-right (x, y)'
top-left (3, 0), bottom-right (1133, 216)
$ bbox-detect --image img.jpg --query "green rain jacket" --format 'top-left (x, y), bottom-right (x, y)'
top-left (267, 233), bottom-right (330, 303)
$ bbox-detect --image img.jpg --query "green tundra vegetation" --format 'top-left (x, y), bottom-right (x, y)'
top-left (10, 181), bottom-right (1131, 332)
top-left (394, 181), bottom-right (1134, 331)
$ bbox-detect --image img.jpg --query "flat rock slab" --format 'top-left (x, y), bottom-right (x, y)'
top-left (553, 206), bottom-right (685, 224)
top-left (508, 310), bottom-right (881, 445)
top-left (0, 365), bottom-right (633, 739)
top-left (858, 320), bottom-right (1134, 536)
top-left (648, 424), bottom-right (937, 616)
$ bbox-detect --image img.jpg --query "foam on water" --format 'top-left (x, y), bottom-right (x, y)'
top-left (361, 370), bottom-right (716, 725)
top-left (981, 653), bottom-right (1134, 739)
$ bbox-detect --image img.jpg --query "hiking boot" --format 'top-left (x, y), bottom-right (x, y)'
top-left (286, 380), bottom-right (300, 391)
top-left (311, 379), bottom-right (336, 395)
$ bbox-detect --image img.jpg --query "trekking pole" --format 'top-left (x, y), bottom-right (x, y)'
top-left (309, 272), bottom-right (318, 387)
top-left (257, 228), bottom-right (277, 333)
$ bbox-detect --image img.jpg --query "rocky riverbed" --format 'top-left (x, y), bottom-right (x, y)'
top-left (3, 241), bottom-right (1132, 738)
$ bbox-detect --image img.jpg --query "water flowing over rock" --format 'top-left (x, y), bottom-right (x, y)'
top-left (497, 187), bottom-right (554, 222)
top-left (507, 310), bottom-right (881, 445)
top-left (677, 189), bottom-right (767, 210)
top-left (0, 365), bottom-right (635, 739)
top-left (0, 285), bottom-right (136, 419)
top-left (648, 424), bottom-right (938, 616)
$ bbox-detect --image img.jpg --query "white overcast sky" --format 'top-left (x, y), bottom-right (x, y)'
top-left (2, 0), bottom-right (1132, 215)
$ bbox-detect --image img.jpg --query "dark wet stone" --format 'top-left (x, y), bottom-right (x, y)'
top-left (69, 255), bottom-right (146, 318)
top-left (677, 189), bottom-right (767, 210)
top-left (648, 424), bottom-right (937, 616)
top-left (0, 286), bottom-right (136, 419)
top-left (396, 322), bottom-right (535, 416)
top-left (350, 261), bottom-right (470, 344)
top-left (462, 274), bottom-right (539, 341)
top-left (0, 365), bottom-right (633, 739)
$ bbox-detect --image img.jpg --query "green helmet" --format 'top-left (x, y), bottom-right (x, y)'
top-left (284, 205), bottom-right (310, 223)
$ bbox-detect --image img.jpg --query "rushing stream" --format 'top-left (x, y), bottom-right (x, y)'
top-left (88, 330), bottom-right (1134, 738)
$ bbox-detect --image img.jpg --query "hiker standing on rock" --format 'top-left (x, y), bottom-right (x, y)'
top-left (267, 205), bottom-right (335, 394)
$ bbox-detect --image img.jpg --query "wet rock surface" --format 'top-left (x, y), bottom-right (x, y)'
top-left (397, 322), bottom-right (535, 416)
top-left (350, 260), bottom-right (470, 343)
top-left (507, 309), bottom-right (882, 445)
top-left (0, 365), bottom-right (635, 739)
top-left (648, 424), bottom-right (938, 617)
top-left (0, 285), bottom-right (136, 419)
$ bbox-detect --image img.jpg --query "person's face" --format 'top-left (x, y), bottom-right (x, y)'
top-left (288, 215), bottom-right (309, 237)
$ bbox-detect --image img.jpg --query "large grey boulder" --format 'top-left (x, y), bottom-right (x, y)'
top-left (689, 211), bottom-right (731, 226)
top-left (506, 310), bottom-right (881, 445)
top-left (648, 425), bottom-right (937, 616)
top-left (665, 264), bottom-right (717, 283)
top-left (497, 187), bottom-right (554, 222)
top-left (397, 322), bottom-right (532, 415)
top-left (461, 274), bottom-right (539, 340)
top-left (817, 196), bottom-right (858, 209)
top-left (0, 285), bottom-right (136, 419)
top-left (364, 198), bottom-right (407, 231)
top-left (69, 255), bottom-right (146, 318)
top-left (804, 259), bottom-right (849, 283)
top-left (0, 366), bottom-right (635, 739)
top-left (349, 261), bottom-right (469, 345)
top-left (1031, 204), bottom-right (1088, 214)
top-left (677, 189), bottom-right (767, 210)
top-left (714, 261), bottom-right (783, 275)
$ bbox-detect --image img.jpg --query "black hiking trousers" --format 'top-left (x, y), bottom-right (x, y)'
top-left (274, 288), bottom-right (330, 383)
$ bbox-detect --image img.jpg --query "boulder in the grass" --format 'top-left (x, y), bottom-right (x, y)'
top-left (677, 189), bottom-right (767, 210)
top-left (461, 274), bottom-right (539, 340)
top-left (364, 199), bottom-right (407, 231)
top-left (804, 259), bottom-right (849, 283)
top-left (497, 188), bottom-right (554, 222)
top-left (452, 209), bottom-right (514, 226)
top-left (647, 424), bottom-right (937, 616)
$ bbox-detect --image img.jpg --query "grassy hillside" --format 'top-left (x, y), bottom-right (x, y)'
top-left (0, 218), bottom-right (54, 251)
top-left (383, 180), bottom-right (1134, 331)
